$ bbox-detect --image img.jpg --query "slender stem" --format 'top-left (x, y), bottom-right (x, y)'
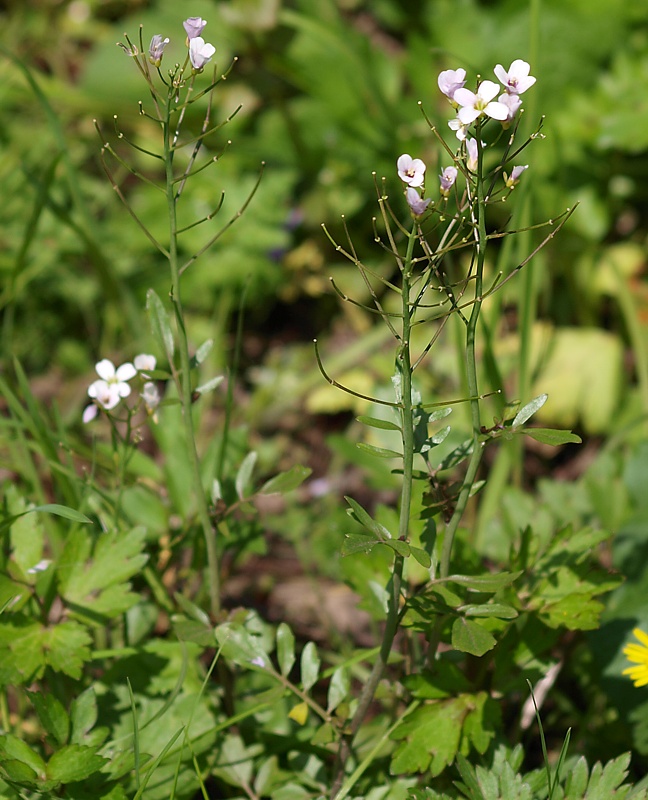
top-left (163, 92), bottom-right (220, 617)
top-left (329, 225), bottom-right (417, 798)
top-left (439, 129), bottom-right (488, 580)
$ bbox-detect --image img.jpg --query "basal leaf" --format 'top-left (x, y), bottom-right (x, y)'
top-left (46, 745), bottom-right (107, 783)
top-left (452, 619), bottom-right (497, 657)
top-left (27, 691), bottom-right (69, 747)
top-left (42, 621), bottom-right (92, 680)
top-left (341, 533), bottom-right (377, 556)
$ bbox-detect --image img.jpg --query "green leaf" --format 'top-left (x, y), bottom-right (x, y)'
top-left (461, 603), bottom-right (518, 620)
top-left (236, 452), bottom-right (257, 500)
top-left (193, 338), bottom-right (214, 366)
top-left (194, 375), bottom-right (224, 396)
top-left (43, 622), bottom-right (92, 679)
top-left (0, 734), bottom-right (46, 777)
top-left (327, 667), bottom-right (349, 713)
top-left (410, 547), bottom-right (432, 569)
top-left (384, 539), bottom-right (411, 558)
top-left (215, 621), bottom-right (268, 667)
top-left (390, 700), bottom-right (462, 776)
top-left (341, 533), bottom-right (377, 556)
top-left (300, 641), bottom-right (320, 691)
top-left (59, 527), bottom-right (149, 622)
top-left (356, 443), bottom-right (402, 458)
top-left (512, 393), bottom-right (548, 427)
top-left (70, 688), bottom-right (99, 745)
top-left (522, 428), bottom-right (583, 446)
top-left (29, 504), bottom-right (93, 524)
top-left (27, 691), bottom-right (69, 747)
top-left (356, 415), bottom-right (401, 431)
top-left (276, 623), bottom-right (296, 677)
top-left (345, 496), bottom-right (392, 541)
top-left (446, 572), bottom-right (522, 592)
top-left (259, 465), bottom-right (312, 495)
top-left (146, 288), bottom-right (175, 362)
top-left (46, 745), bottom-right (107, 783)
top-left (452, 619), bottom-right (496, 657)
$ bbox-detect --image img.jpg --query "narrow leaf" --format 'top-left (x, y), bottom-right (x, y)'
top-left (193, 338), bottom-right (214, 366)
top-left (29, 504), bottom-right (92, 524)
top-left (356, 443), bottom-right (402, 458)
top-left (146, 289), bottom-right (174, 361)
top-left (194, 375), bottom-right (224, 396)
top-left (235, 452), bottom-right (257, 500)
top-left (276, 623), bottom-right (296, 677)
top-left (461, 603), bottom-right (518, 619)
top-left (523, 428), bottom-right (583, 446)
top-left (446, 571), bottom-right (522, 592)
top-left (300, 642), bottom-right (320, 691)
top-left (345, 496), bottom-right (392, 540)
top-left (259, 465), bottom-right (312, 496)
top-left (512, 393), bottom-right (548, 427)
top-left (356, 415), bottom-right (401, 431)
top-left (327, 667), bottom-right (349, 713)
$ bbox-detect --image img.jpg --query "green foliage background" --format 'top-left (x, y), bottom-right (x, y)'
top-left (2, 0), bottom-right (648, 797)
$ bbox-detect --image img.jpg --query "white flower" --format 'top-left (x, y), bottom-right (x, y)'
top-left (505, 164), bottom-right (528, 188)
top-left (183, 17), bottom-right (207, 40)
top-left (406, 187), bottom-right (431, 216)
top-left (448, 117), bottom-right (468, 141)
top-left (148, 35), bottom-right (169, 67)
top-left (85, 358), bottom-right (136, 419)
top-left (494, 60), bottom-right (536, 95)
top-left (438, 68), bottom-right (466, 100)
top-left (498, 92), bottom-right (522, 121)
top-left (397, 154), bottom-right (426, 187)
top-left (454, 81), bottom-right (509, 124)
top-left (134, 353), bottom-right (157, 372)
top-left (439, 166), bottom-right (458, 196)
top-left (189, 37), bottom-right (216, 70)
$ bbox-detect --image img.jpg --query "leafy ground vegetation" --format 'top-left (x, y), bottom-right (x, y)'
top-left (2, 0), bottom-right (648, 798)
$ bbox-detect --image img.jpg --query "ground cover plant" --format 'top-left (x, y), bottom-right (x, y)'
top-left (2, 1), bottom-right (648, 798)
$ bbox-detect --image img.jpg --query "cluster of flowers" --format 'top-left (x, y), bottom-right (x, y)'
top-left (83, 355), bottom-right (160, 423)
top-left (147, 16), bottom-right (215, 72)
top-left (397, 60), bottom-right (535, 216)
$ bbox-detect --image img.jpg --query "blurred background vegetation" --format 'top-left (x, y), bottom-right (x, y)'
top-left (3, 0), bottom-right (648, 778)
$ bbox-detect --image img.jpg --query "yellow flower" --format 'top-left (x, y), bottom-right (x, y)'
top-left (623, 628), bottom-right (648, 687)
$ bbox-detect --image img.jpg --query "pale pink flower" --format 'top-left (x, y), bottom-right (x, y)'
top-left (438, 68), bottom-right (466, 100)
top-left (454, 81), bottom-right (509, 124)
top-left (439, 166), bottom-right (458, 196)
top-left (148, 35), bottom-right (169, 67)
top-left (183, 17), bottom-right (207, 40)
top-left (505, 165), bottom-right (528, 188)
top-left (406, 187), bottom-right (431, 216)
top-left (189, 37), bottom-right (216, 70)
top-left (499, 92), bottom-right (522, 121)
top-left (494, 60), bottom-right (536, 95)
top-left (397, 154), bottom-right (426, 187)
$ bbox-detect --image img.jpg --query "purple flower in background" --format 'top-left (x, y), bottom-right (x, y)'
top-left (148, 34), bottom-right (169, 66)
top-left (183, 16), bottom-right (207, 40)
top-left (406, 187), bottom-right (431, 216)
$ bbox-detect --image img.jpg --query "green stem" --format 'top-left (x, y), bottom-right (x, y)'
top-left (329, 226), bottom-right (417, 798)
top-left (163, 91), bottom-right (220, 618)
top-left (439, 131), bottom-right (488, 580)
